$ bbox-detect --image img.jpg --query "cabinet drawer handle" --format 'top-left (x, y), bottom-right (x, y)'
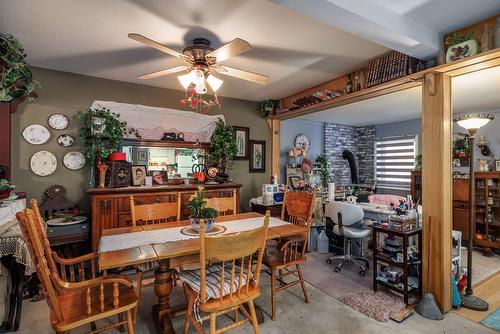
top-left (155, 197), bottom-right (161, 203)
top-left (135, 199), bottom-right (141, 205)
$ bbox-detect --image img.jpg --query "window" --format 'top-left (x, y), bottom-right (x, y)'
top-left (375, 135), bottom-right (417, 191)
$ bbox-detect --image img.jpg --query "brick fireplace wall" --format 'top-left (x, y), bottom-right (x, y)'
top-left (324, 123), bottom-right (375, 186)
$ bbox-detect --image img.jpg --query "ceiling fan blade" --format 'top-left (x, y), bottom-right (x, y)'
top-left (206, 38), bottom-right (252, 63)
top-left (217, 66), bottom-right (270, 84)
top-left (138, 66), bottom-right (189, 80)
top-left (128, 33), bottom-right (188, 61)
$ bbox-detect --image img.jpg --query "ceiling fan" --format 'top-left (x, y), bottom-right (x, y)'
top-left (128, 33), bottom-right (270, 94)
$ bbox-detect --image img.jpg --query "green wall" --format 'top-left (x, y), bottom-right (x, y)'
top-left (11, 67), bottom-right (268, 213)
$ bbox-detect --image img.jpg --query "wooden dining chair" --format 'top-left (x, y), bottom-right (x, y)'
top-left (204, 189), bottom-right (238, 216)
top-left (129, 193), bottom-right (182, 319)
top-left (32, 199), bottom-right (141, 326)
top-left (262, 189), bottom-right (316, 320)
top-left (179, 212), bottom-right (270, 334)
top-left (17, 208), bottom-right (138, 334)
top-left (129, 193), bottom-right (181, 226)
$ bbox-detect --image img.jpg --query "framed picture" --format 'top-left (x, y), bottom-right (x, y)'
top-left (131, 165), bottom-right (147, 186)
top-left (151, 171), bottom-right (168, 186)
top-left (249, 140), bottom-right (265, 173)
top-left (495, 160), bottom-right (500, 172)
top-left (234, 126), bottom-right (249, 160)
top-left (289, 176), bottom-right (304, 190)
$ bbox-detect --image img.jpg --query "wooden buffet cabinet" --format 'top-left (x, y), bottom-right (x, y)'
top-left (88, 183), bottom-right (241, 251)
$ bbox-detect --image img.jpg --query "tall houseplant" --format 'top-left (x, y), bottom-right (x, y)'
top-left (315, 154), bottom-right (332, 188)
top-left (0, 34), bottom-right (39, 102)
top-left (208, 118), bottom-right (238, 175)
top-left (78, 107), bottom-right (127, 164)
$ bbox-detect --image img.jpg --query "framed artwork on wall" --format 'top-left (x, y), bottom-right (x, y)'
top-left (131, 165), bottom-right (147, 186)
top-left (234, 126), bottom-right (249, 160)
top-left (249, 140), bottom-right (265, 173)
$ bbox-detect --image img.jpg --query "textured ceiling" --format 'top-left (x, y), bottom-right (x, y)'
top-left (0, 0), bottom-right (388, 101)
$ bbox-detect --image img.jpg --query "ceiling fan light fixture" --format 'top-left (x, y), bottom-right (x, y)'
top-left (194, 80), bottom-right (208, 95)
top-left (177, 72), bottom-right (192, 90)
top-left (206, 74), bottom-right (223, 92)
top-left (190, 70), bottom-right (205, 86)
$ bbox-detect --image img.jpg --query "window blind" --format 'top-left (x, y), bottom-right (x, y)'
top-left (375, 135), bottom-right (417, 190)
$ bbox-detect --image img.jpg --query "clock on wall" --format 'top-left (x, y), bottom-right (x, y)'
top-left (294, 134), bottom-right (310, 151)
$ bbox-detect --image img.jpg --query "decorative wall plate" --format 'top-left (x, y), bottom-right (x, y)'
top-left (57, 134), bottom-right (75, 147)
top-left (63, 152), bottom-right (86, 170)
top-left (22, 124), bottom-right (51, 145)
top-left (48, 114), bottom-right (69, 130)
top-left (30, 151), bottom-right (57, 176)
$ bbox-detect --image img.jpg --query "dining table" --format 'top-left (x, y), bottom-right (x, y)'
top-left (98, 212), bottom-right (309, 334)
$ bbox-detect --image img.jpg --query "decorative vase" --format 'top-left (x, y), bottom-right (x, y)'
top-left (190, 217), bottom-right (215, 232)
top-left (445, 39), bottom-right (478, 63)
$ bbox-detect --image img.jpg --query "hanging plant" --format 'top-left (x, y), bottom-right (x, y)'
top-left (208, 118), bottom-right (238, 173)
top-left (77, 107), bottom-right (127, 163)
top-left (258, 99), bottom-right (280, 117)
top-left (0, 34), bottom-right (39, 102)
top-left (315, 154), bottom-right (332, 188)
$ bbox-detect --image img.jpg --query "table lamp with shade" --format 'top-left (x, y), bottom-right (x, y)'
top-left (454, 113), bottom-right (495, 311)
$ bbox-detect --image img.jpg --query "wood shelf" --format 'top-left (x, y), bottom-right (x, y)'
top-left (271, 49), bottom-right (500, 121)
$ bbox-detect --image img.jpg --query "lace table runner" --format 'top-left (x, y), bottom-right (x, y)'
top-left (99, 216), bottom-right (290, 253)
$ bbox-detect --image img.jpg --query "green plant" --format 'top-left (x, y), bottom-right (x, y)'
top-left (414, 154), bottom-right (422, 171)
top-left (77, 107), bottom-right (127, 163)
top-left (315, 154), bottom-right (332, 187)
top-left (0, 34), bottom-right (39, 102)
top-left (445, 31), bottom-right (475, 48)
top-left (186, 186), bottom-right (219, 219)
top-left (208, 118), bottom-right (238, 173)
top-left (258, 99), bottom-right (280, 117)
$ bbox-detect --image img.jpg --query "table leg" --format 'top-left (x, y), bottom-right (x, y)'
top-left (12, 262), bottom-right (25, 331)
top-left (153, 260), bottom-right (175, 334)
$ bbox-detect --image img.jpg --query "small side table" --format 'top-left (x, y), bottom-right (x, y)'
top-left (250, 202), bottom-right (282, 218)
top-left (372, 225), bottom-right (422, 305)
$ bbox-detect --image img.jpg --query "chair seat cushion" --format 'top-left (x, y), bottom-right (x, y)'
top-left (179, 264), bottom-right (251, 300)
top-left (333, 225), bottom-right (371, 239)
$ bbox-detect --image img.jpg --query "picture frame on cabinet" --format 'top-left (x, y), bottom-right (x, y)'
top-left (495, 160), bottom-right (500, 172)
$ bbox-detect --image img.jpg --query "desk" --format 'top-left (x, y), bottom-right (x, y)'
top-left (99, 212), bottom-right (308, 334)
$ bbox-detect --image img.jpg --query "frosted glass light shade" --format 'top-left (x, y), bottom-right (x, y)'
top-left (177, 73), bottom-right (192, 89)
top-left (190, 70), bottom-right (205, 86)
top-left (206, 74), bottom-right (223, 92)
top-left (194, 81), bottom-right (207, 94)
top-left (454, 114), bottom-right (495, 133)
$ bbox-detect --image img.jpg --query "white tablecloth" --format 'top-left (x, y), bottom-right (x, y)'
top-left (99, 216), bottom-right (290, 253)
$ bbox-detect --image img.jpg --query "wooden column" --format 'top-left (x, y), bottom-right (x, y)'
top-left (267, 118), bottom-right (280, 182)
top-left (421, 72), bottom-right (452, 313)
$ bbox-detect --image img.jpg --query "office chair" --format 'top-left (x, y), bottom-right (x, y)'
top-left (325, 201), bottom-right (370, 276)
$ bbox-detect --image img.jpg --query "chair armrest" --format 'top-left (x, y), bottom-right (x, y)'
top-left (52, 273), bottom-right (133, 291)
top-left (277, 235), bottom-right (306, 252)
top-left (53, 252), bottom-right (98, 265)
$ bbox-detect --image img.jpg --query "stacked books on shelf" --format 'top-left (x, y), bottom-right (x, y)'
top-left (365, 51), bottom-right (424, 88)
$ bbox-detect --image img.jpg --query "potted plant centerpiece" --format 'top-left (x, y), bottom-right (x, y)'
top-left (186, 186), bottom-right (218, 232)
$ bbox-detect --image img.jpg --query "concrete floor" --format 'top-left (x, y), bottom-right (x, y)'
top-left (16, 274), bottom-right (495, 334)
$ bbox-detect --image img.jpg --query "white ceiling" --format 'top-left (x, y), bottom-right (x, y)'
top-left (273, 0), bottom-right (500, 58)
top-left (0, 0), bottom-right (388, 101)
top-left (297, 66), bottom-right (500, 126)
top-left (1, 0), bottom-right (498, 102)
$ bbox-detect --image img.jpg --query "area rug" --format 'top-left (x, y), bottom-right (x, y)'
top-left (338, 288), bottom-right (406, 322)
top-left (480, 307), bottom-right (500, 332)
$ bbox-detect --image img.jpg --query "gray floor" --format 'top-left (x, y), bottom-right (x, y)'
top-left (17, 273), bottom-right (495, 334)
